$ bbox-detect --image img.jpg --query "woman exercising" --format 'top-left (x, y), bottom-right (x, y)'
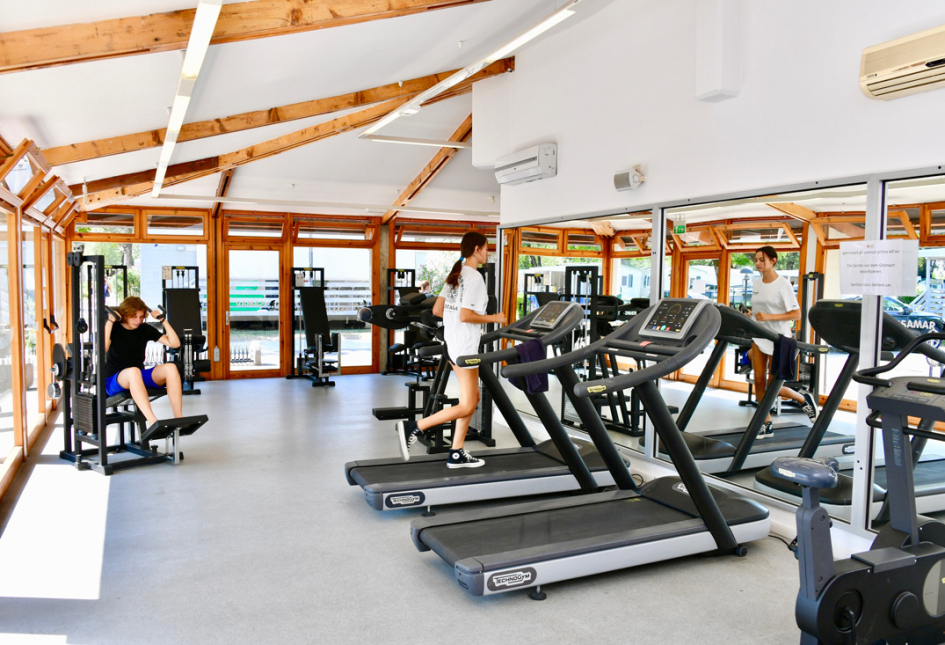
top-left (105, 296), bottom-right (184, 432)
top-left (396, 231), bottom-right (506, 468)
top-left (749, 245), bottom-right (818, 438)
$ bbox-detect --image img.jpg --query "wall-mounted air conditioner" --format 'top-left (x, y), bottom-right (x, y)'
top-left (860, 23), bottom-right (945, 100)
top-left (494, 143), bottom-right (557, 186)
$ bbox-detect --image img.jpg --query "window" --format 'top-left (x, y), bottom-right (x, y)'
top-left (226, 216), bottom-right (285, 239)
top-left (147, 211), bottom-right (205, 237)
top-left (75, 211), bottom-right (136, 236)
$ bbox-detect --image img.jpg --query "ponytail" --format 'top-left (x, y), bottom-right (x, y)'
top-left (445, 230), bottom-right (488, 289)
top-left (445, 259), bottom-right (464, 289)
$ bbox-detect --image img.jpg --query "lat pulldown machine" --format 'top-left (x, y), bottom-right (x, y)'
top-left (161, 266), bottom-right (211, 395)
top-left (286, 266), bottom-right (340, 386)
top-left (58, 252), bottom-right (207, 475)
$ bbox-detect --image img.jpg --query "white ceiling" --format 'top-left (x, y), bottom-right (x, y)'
top-left (0, 0), bottom-right (566, 218)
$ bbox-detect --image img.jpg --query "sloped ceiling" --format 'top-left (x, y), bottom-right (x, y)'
top-left (0, 0), bottom-right (566, 221)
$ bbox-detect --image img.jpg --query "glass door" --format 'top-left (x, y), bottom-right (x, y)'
top-left (225, 249), bottom-right (283, 376)
top-left (679, 257), bottom-right (721, 380)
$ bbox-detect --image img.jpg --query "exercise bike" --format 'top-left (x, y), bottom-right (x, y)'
top-left (772, 330), bottom-right (945, 644)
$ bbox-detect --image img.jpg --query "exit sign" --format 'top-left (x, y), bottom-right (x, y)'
top-left (673, 223), bottom-right (686, 234)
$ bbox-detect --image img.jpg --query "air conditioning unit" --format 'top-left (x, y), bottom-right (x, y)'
top-left (860, 23), bottom-right (945, 100)
top-left (494, 143), bottom-right (557, 186)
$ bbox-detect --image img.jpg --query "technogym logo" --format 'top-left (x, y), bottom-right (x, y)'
top-left (385, 492), bottom-right (425, 508)
top-left (487, 568), bottom-right (537, 591)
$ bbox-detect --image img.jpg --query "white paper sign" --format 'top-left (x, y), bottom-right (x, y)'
top-left (839, 239), bottom-right (919, 296)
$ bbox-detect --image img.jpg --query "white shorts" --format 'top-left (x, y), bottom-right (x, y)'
top-left (752, 338), bottom-right (775, 356)
top-left (446, 340), bottom-right (481, 369)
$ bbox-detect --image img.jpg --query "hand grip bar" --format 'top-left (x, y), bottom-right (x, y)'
top-left (855, 332), bottom-right (945, 381)
top-left (907, 381), bottom-right (945, 396)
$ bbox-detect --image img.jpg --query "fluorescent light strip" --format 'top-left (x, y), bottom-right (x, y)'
top-left (132, 193), bottom-right (500, 218)
top-left (362, 135), bottom-right (472, 149)
top-left (152, 0), bottom-right (223, 198)
top-left (360, 0), bottom-right (588, 139)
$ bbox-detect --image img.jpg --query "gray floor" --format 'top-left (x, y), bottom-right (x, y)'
top-left (0, 375), bottom-right (803, 644)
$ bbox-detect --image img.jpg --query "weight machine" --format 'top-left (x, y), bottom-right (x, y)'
top-left (161, 266), bottom-right (211, 395)
top-left (58, 252), bottom-right (207, 475)
top-left (286, 267), bottom-right (340, 386)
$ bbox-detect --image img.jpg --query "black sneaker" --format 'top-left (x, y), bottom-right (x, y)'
top-left (800, 390), bottom-right (819, 421)
top-left (757, 421), bottom-right (774, 439)
top-left (446, 449), bottom-right (485, 469)
top-left (396, 420), bottom-right (420, 460)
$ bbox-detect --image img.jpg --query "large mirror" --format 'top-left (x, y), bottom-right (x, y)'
top-left (498, 182), bottom-right (928, 516)
top-left (500, 213), bottom-right (655, 444)
top-left (863, 174), bottom-right (945, 532)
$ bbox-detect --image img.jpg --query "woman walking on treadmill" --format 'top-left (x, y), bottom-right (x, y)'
top-left (396, 231), bottom-right (507, 468)
top-left (749, 245), bottom-right (818, 438)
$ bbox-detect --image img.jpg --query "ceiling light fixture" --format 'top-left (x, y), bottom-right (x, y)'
top-left (362, 135), bottom-right (471, 149)
top-left (152, 0), bottom-right (223, 198)
top-left (360, 0), bottom-right (594, 140)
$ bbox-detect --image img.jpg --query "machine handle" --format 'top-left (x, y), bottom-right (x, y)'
top-left (906, 381), bottom-right (945, 396)
top-left (852, 374), bottom-right (892, 388)
top-left (855, 332), bottom-right (945, 380)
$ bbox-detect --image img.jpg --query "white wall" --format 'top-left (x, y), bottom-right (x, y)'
top-left (477, 0), bottom-right (945, 225)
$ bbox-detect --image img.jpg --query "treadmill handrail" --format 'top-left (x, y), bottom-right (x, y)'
top-left (716, 304), bottom-right (822, 354)
top-left (855, 331), bottom-right (945, 384)
top-left (456, 305), bottom-right (585, 367)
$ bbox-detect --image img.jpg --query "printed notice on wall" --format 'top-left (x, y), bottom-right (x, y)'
top-left (839, 239), bottom-right (919, 296)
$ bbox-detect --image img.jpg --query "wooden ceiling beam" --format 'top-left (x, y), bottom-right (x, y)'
top-left (79, 96), bottom-right (409, 208)
top-left (42, 58), bottom-right (512, 166)
top-left (767, 202), bottom-right (816, 222)
top-left (380, 113), bottom-right (473, 225)
top-left (212, 169), bottom-right (235, 218)
top-left (20, 173), bottom-right (59, 212)
top-left (0, 0), bottom-right (491, 75)
top-left (0, 132), bottom-right (14, 157)
top-left (0, 139), bottom-right (34, 185)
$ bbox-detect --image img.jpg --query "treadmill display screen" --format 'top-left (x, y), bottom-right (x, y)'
top-left (530, 301), bottom-right (579, 330)
top-left (639, 299), bottom-right (709, 340)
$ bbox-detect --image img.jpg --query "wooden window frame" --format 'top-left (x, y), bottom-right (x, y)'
top-left (224, 211), bottom-right (288, 243)
top-left (672, 225), bottom-right (722, 252)
top-left (713, 221), bottom-right (800, 250)
top-left (518, 226), bottom-right (564, 256)
top-left (920, 201), bottom-right (945, 243)
top-left (393, 219), bottom-right (496, 251)
top-left (291, 214), bottom-right (379, 248)
top-left (809, 213), bottom-right (866, 249)
top-left (143, 208), bottom-right (210, 242)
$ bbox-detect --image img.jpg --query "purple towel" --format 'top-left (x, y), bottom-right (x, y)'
top-left (508, 339), bottom-right (548, 394)
top-left (770, 336), bottom-right (798, 381)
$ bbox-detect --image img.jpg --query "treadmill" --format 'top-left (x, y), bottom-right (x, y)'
top-left (345, 301), bottom-right (625, 512)
top-left (755, 300), bottom-right (945, 519)
top-left (657, 302), bottom-right (855, 474)
top-left (411, 299), bottom-right (770, 597)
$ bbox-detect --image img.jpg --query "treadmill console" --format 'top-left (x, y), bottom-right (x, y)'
top-left (530, 301), bottom-right (582, 330)
top-left (639, 299), bottom-right (711, 340)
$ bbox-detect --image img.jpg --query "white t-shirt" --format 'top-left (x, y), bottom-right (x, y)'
top-left (439, 265), bottom-right (489, 367)
top-left (751, 275), bottom-right (799, 355)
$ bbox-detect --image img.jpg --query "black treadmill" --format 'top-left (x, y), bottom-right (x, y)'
top-left (659, 302), bottom-right (855, 474)
top-left (755, 300), bottom-right (945, 518)
top-left (345, 302), bottom-right (625, 512)
top-left (411, 299), bottom-right (770, 597)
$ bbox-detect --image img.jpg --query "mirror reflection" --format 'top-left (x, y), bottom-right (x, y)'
top-left (863, 175), bottom-right (945, 532)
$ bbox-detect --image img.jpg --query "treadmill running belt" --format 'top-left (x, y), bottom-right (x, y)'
top-left (350, 451), bottom-right (575, 487)
top-left (421, 497), bottom-right (694, 567)
top-left (707, 426), bottom-right (851, 452)
top-left (873, 458), bottom-right (945, 490)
